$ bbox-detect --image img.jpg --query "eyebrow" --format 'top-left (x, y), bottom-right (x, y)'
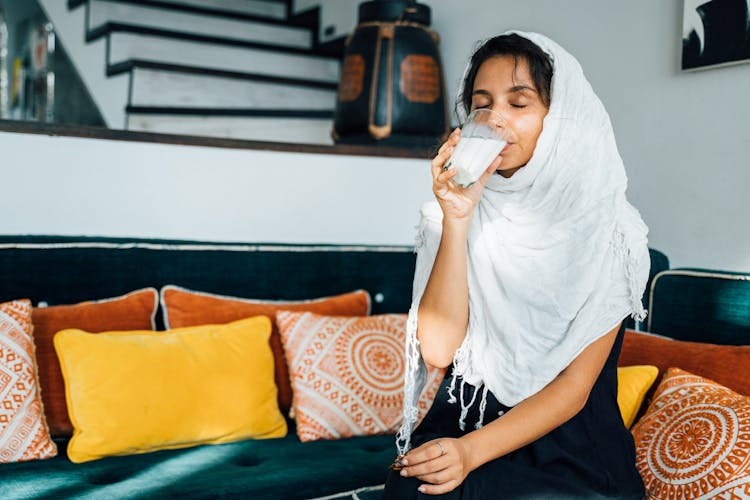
top-left (472, 86), bottom-right (538, 96)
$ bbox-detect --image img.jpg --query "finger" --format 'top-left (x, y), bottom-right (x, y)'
top-left (403, 440), bottom-right (446, 466)
top-left (400, 455), bottom-right (451, 479)
top-left (418, 479), bottom-right (460, 495)
top-left (415, 466), bottom-right (454, 485)
top-left (437, 128), bottom-right (462, 155)
top-left (436, 166), bottom-right (458, 186)
top-left (431, 146), bottom-right (455, 177)
top-left (475, 155), bottom-right (503, 187)
top-left (488, 153), bottom-right (503, 171)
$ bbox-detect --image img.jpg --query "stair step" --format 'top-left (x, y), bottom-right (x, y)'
top-left (108, 30), bottom-right (340, 84)
top-left (129, 66), bottom-right (337, 110)
top-left (126, 114), bottom-right (334, 145)
top-left (70, 0), bottom-right (288, 21)
top-left (87, 0), bottom-right (311, 50)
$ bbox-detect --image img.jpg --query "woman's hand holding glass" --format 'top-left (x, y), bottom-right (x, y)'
top-left (432, 128), bottom-right (502, 223)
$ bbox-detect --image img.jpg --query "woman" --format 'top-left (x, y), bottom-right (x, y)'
top-left (383, 32), bottom-right (649, 499)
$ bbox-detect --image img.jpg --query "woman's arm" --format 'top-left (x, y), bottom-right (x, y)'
top-left (418, 128), bottom-right (503, 368)
top-left (461, 323), bottom-right (619, 470)
top-left (400, 322), bottom-right (620, 495)
top-left (417, 218), bottom-right (471, 369)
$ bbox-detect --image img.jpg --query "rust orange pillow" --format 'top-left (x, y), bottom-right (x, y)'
top-left (632, 367), bottom-right (750, 499)
top-left (160, 285), bottom-right (371, 417)
top-left (619, 329), bottom-right (750, 398)
top-left (31, 288), bottom-right (158, 437)
top-left (1, 299), bottom-right (57, 463)
top-left (276, 311), bottom-right (445, 442)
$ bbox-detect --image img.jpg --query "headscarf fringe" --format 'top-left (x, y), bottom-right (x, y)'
top-left (396, 304), bottom-right (421, 456)
top-left (613, 226), bottom-right (648, 323)
top-left (475, 385), bottom-right (490, 430)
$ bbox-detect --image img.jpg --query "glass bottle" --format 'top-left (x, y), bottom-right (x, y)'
top-left (0, 8), bottom-right (8, 119)
top-left (28, 21), bottom-right (55, 122)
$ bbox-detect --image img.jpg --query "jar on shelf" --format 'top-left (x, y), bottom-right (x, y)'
top-left (332, 0), bottom-right (448, 148)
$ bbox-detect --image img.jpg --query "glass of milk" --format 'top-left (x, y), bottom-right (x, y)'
top-left (444, 109), bottom-right (512, 188)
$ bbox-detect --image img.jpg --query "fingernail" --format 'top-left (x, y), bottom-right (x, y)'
top-left (418, 486), bottom-right (426, 493)
top-left (401, 458), bottom-right (408, 466)
top-left (400, 469), bottom-right (407, 476)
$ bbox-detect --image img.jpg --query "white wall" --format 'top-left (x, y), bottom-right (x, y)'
top-left (293, 0), bottom-right (357, 44)
top-left (1, 0), bottom-right (749, 272)
top-left (317, 0), bottom-right (357, 43)
top-left (0, 131), bottom-right (431, 245)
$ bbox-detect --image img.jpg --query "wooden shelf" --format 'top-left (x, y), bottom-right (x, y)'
top-left (0, 120), bottom-right (435, 159)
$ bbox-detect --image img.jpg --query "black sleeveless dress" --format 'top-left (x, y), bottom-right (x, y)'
top-left (383, 323), bottom-right (645, 499)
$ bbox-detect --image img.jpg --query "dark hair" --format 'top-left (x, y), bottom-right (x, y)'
top-left (458, 33), bottom-right (554, 118)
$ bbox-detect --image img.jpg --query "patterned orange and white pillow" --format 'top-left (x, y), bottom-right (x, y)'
top-left (0, 299), bottom-right (57, 463)
top-left (276, 311), bottom-right (445, 442)
top-left (631, 367), bottom-right (750, 499)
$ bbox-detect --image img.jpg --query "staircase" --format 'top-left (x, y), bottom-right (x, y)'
top-left (38, 0), bottom-right (349, 144)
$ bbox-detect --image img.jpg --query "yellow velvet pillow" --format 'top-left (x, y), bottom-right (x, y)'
top-left (616, 365), bottom-right (659, 428)
top-left (54, 316), bottom-right (287, 463)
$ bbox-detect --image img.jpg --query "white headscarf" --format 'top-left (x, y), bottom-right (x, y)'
top-left (395, 31), bottom-right (650, 456)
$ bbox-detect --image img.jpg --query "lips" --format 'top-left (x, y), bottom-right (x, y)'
top-left (500, 143), bottom-right (513, 154)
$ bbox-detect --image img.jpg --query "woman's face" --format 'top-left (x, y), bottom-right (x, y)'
top-left (470, 55), bottom-right (549, 178)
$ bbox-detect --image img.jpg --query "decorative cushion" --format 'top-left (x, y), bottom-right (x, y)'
top-left (0, 299), bottom-right (57, 463)
top-left (276, 311), bottom-right (444, 442)
top-left (53, 316), bottom-right (287, 463)
top-left (160, 285), bottom-right (371, 417)
top-left (616, 365), bottom-right (659, 428)
top-left (31, 288), bottom-right (159, 437)
top-left (619, 329), bottom-right (750, 396)
top-left (632, 368), bottom-right (750, 499)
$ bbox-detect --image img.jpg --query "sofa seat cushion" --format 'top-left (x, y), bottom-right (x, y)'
top-left (0, 432), bottom-right (396, 499)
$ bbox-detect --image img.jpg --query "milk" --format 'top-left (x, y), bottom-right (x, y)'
top-left (447, 136), bottom-right (506, 187)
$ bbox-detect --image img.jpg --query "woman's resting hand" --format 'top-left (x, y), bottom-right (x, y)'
top-left (398, 437), bottom-right (472, 495)
top-left (432, 128), bottom-right (502, 223)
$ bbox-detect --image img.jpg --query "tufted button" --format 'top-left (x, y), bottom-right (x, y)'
top-left (374, 293), bottom-right (385, 304)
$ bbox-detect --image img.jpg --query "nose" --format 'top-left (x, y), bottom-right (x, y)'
top-left (489, 109), bottom-right (508, 129)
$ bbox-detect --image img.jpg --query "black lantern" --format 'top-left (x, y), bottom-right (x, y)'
top-left (332, 0), bottom-right (448, 148)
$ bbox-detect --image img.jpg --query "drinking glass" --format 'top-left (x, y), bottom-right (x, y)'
top-left (444, 109), bottom-right (511, 188)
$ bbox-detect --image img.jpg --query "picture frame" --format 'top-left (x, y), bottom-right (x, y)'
top-left (682, 0), bottom-right (750, 71)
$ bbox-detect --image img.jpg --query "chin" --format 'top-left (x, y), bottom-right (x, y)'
top-left (496, 164), bottom-right (524, 179)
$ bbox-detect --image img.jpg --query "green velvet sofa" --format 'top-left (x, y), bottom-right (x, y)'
top-left (3, 235), bottom-right (746, 499)
top-left (0, 235), bottom-right (417, 499)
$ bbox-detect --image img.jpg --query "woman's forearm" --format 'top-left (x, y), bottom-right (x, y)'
top-left (460, 368), bottom-right (586, 471)
top-left (417, 218), bottom-right (472, 368)
top-left (459, 327), bottom-right (618, 471)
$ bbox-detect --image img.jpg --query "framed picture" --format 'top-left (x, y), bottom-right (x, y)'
top-left (682, 0), bottom-right (750, 70)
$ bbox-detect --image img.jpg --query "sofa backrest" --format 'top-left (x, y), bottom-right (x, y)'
top-left (0, 235), bottom-right (416, 330)
top-left (647, 269), bottom-right (750, 345)
top-left (0, 235), bottom-right (672, 332)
